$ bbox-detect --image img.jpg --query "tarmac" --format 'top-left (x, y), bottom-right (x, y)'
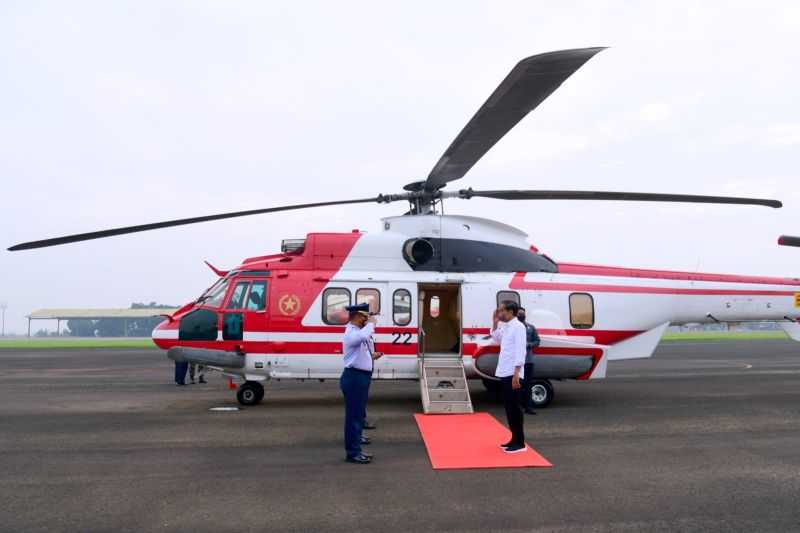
top-left (1, 340), bottom-right (799, 532)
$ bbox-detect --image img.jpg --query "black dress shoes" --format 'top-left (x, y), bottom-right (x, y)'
top-left (360, 435), bottom-right (371, 445)
top-left (345, 454), bottom-right (371, 464)
top-left (524, 408), bottom-right (537, 415)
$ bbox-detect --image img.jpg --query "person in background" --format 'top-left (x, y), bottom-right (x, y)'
top-left (189, 363), bottom-right (207, 384)
top-left (517, 307), bottom-right (541, 415)
top-left (174, 360), bottom-right (188, 386)
top-left (490, 300), bottom-right (527, 453)
top-left (340, 303), bottom-right (384, 464)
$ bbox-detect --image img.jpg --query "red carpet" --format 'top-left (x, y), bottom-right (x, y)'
top-left (414, 412), bottom-right (552, 470)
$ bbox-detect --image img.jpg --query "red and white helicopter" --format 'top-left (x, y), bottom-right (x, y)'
top-left (10, 48), bottom-right (800, 410)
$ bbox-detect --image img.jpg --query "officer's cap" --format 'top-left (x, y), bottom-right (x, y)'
top-left (345, 303), bottom-right (370, 316)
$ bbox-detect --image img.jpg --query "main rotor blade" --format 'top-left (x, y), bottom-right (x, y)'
top-left (8, 197), bottom-right (382, 251)
top-left (778, 235), bottom-right (800, 247)
top-left (460, 189), bottom-right (782, 208)
top-left (424, 47), bottom-right (606, 192)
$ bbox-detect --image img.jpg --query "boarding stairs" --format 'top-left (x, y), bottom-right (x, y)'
top-left (419, 355), bottom-right (473, 414)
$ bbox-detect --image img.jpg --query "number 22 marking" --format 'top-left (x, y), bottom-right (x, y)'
top-left (391, 332), bottom-right (412, 345)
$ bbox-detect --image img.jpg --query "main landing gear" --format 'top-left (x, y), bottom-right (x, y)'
top-left (529, 379), bottom-right (554, 408)
top-left (481, 377), bottom-right (555, 408)
top-left (236, 381), bottom-right (265, 406)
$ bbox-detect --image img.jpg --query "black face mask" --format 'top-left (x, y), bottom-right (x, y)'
top-left (518, 314), bottom-right (526, 322)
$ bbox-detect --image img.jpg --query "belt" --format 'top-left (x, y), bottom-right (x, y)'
top-left (344, 367), bottom-right (372, 375)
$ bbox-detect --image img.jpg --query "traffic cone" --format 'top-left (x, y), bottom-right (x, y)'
top-left (228, 377), bottom-right (237, 390)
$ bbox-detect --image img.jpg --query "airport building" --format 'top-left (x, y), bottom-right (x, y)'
top-left (26, 308), bottom-right (178, 337)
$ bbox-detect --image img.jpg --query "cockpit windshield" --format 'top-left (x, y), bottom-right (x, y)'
top-left (196, 277), bottom-right (230, 307)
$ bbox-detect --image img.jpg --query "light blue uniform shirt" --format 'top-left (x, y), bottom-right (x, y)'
top-left (342, 322), bottom-right (375, 371)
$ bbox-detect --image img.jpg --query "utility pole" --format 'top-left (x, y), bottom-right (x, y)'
top-left (0, 302), bottom-right (7, 337)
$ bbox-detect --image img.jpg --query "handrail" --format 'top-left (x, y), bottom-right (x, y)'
top-left (418, 327), bottom-right (427, 362)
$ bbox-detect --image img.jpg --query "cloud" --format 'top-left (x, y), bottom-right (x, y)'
top-left (715, 123), bottom-right (800, 148)
top-left (638, 102), bottom-right (672, 122)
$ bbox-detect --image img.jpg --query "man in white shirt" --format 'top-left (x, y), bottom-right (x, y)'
top-left (340, 303), bottom-right (383, 464)
top-left (490, 300), bottom-right (527, 453)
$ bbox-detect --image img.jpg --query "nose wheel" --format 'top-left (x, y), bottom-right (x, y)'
top-left (236, 381), bottom-right (265, 406)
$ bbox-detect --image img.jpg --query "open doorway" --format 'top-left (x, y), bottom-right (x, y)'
top-left (418, 284), bottom-right (461, 356)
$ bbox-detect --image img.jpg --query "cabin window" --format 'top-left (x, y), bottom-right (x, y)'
top-left (429, 295), bottom-right (441, 318)
top-left (393, 289), bottom-right (412, 326)
top-left (227, 282), bottom-right (250, 309)
top-left (496, 290), bottom-right (520, 307)
top-left (569, 293), bottom-right (594, 329)
top-left (356, 288), bottom-right (381, 314)
top-left (323, 287), bottom-right (351, 325)
top-left (246, 281), bottom-right (268, 311)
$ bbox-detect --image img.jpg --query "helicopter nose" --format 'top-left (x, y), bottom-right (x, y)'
top-left (151, 316), bottom-right (179, 349)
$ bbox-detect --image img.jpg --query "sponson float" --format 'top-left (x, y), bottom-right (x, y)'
top-left (10, 48), bottom-right (800, 411)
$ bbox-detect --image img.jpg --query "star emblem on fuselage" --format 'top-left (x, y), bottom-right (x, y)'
top-left (278, 294), bottom-right (301, 316)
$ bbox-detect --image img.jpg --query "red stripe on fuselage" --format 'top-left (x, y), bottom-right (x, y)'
top-left (510, 272), bottom-right (797, 296)
top-left (463, 327), bottom-right (643, 345)
top-left (558, 263), bottom-right (800, 287)
top-left (154, 339), bottom-right (419, 355)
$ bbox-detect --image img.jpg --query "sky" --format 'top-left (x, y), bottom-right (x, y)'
top-left (1, 1), bottom-right (800, 335)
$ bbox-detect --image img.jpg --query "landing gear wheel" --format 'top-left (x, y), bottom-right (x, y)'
top-left (237, 381), bottom-right (264, 406)
top-left (529, 379), bottom-right (554, 408)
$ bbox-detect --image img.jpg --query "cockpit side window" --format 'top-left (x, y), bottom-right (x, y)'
top-left (246, 281), bottom-right (268, 311)
top-left (204, 279), bottom-right (230, 308)
top-left (227, 281), bottom-right (250, 309)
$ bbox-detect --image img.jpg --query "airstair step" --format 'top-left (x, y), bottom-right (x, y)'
top-left (425, 377), bottom-right (466, 390)
top-left (421, 352), bottom-right (463, 358)
top-left (424, 366), bottom-right (465, 378)
top-left (419, 357), bottom-right (473, 414)
top-left (428, 389), bottom-right (471, 402)
top-left (426, 401), bottom-right (474, 414)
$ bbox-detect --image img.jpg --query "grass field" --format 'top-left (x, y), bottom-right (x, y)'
top-left (0, 331), bottom-right (789, 350)
top-left (0, 338), bottom-right (157, 349)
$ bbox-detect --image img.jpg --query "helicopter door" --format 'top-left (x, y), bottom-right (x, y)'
top-left (222, 279), bottom-right (268, 344)
top-left (417, 283), bottom-right (462, 357)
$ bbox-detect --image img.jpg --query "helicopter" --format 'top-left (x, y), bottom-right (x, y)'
top-left (9, 48), bottom-right (800, 411)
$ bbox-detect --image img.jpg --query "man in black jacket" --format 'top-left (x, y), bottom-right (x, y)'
top-left (518, 307), bottom-right (540, 415)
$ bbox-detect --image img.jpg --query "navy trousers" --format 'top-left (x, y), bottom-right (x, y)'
top-left (340, 367), bottom-right (371, 459)
top-left (174, 361), bottom-right (188, 385)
